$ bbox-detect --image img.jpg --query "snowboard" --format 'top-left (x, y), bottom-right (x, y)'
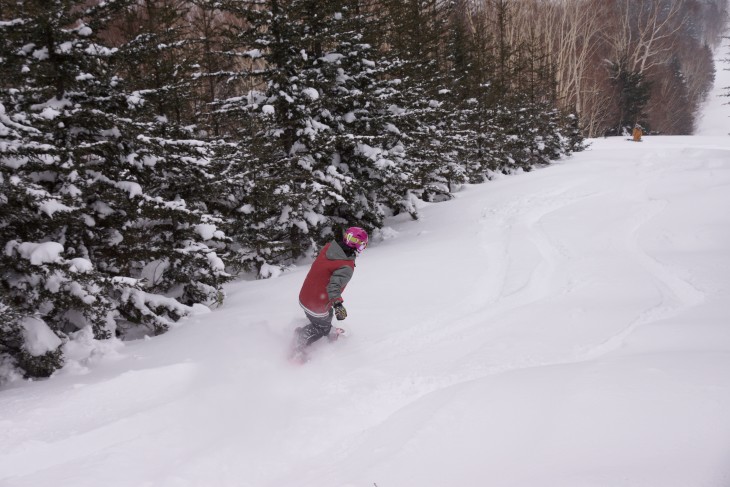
top-left (287, 327), bottom-right (346, 365)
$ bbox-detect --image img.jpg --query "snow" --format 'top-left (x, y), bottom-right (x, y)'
top-left (140, 259), bottom-right (169, 286)
top-left (302, 87), bottom-right (320, 100)
top-left (21, 317), bottom-right (62, 356)
top-left (0, 19), bottom-right (25, 28)
top-left (99, 127), bottom-right (120, 139)
top-left (71, 282), bottom-right (96, 305)
top-left (206, 252), bottom-right (225, 272)
top-left (237, 203), bottom-right (254, 214)
top-left (84, 44), bottom-right (116, 57)
top-left (31, 47), bottom-right (48, 60)
top-left (38, 107), bottom-right (61, 120)
top-left (126, 92), bottom-right (144, 106)
top-left (38, 199), bottom-right (74, 216)
top-left (68, 258), bottom-right (93, 273)
top-left (194, 223), bottom-right (218, 240)
top-left (372, 226), bottom-right (399, 242)
top-left (259, 262), bottom-right (285, 279)
top-left (7, 241), bottom-right (64, 265)
top-left (3, 78), bottom-right (730, 487)
top-left (116, 181), bottom-right (143, 198)
top-left (320, 53), bottom-right (344, 64)
top-left (30, 97), bottom-right (71, 114)
top-left (60, 327), bottom-right (124, 376)
top-left (76, 25), bottom-right (93, 37)
top-left (2, 132), bottom-right (729, 486)
top-left (355, 142), bottom-right (382, 160)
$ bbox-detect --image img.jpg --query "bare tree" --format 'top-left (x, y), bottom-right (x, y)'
top-left (510, 0), bottom-right (608, 134)
top-left (606, 0), bottom-right (687, 77)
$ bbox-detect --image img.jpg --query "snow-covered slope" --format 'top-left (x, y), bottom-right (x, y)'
top-left (2, 133), bottom-right (730, 487)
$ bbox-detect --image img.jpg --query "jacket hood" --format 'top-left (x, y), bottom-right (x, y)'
top-left (327, 239), bottom-right (356, 261)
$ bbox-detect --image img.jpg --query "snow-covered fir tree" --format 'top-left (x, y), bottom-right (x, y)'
top-left (211, 0), bottom-right (416, 276)
top-left (113, 0), bottom-right (231, 314)
top-left (376, 0), bottom-right (461, 202)
top-left (1, 0), bottom-right (131, 377)
top-left (1, 0), bottom-right (585, 381)
top-left (0, 0), bottom-right (229, 378)
top-left (319, 1), bottom-right (419, 222)
top-left (206, 0), bottom-right (317, 275)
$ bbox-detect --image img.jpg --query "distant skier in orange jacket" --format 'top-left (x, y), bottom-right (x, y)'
top-left (632, 124), bottom-right (643, 142)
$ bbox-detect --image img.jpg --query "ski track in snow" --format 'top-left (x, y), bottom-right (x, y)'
top-left (383, 142), bottom-right (715, 377)
top-left (2, 136), bottom-right (730, 487)
top-left (290, 138), bottom-right (730, 487)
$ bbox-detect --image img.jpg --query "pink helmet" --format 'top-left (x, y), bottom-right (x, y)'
top-left (343, 227), bottom-right (368, 253)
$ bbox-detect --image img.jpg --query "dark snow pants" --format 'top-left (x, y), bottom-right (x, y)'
top-left (297, 309), bottom-right (333, 348)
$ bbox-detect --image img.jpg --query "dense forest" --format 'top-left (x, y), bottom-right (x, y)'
top-left (1, 0), bottom-right (727, 379)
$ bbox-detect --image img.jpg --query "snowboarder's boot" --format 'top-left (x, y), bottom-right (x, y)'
top-left (328, 327), bottom-right (346, 342)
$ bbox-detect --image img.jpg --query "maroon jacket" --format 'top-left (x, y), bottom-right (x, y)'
top-left (299, 241), bottom-right (355, 317)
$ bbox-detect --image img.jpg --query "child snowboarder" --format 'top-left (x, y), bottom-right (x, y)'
top-left (291, 226), bottom-right (368, 363)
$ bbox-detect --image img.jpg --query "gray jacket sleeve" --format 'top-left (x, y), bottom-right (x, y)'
top-left (327, 265), bottom-right (354, 303)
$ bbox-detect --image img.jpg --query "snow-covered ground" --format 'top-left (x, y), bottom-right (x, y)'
top-left (2, 134), bottom-right (730, 487)
top-left (4, 42), bottom-right (730, 487)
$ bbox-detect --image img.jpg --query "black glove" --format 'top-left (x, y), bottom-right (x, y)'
top-left (333, 302), bottom-right (347, 321)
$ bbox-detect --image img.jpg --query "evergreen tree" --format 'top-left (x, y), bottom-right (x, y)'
top-left (210, 0), bottom-right (324, 274)
top-left (0, 0), bottom-right (128, 376)
top-left (116, 0), bottom-right (200, 126)
top-left (322, 1), bottom-right (418, 219)
top-left (213, 0), bottom-right (416, 275)
top-left (610, 62), bottom-right (652, 135)
top-left (0, 0), bottom-right (229, 378)
top-left (378, 0), bottom-right (461, 201)
top-left (97, 0), bottom-right (231, 325)
top-left (442, 0), bottom-right (499, 184)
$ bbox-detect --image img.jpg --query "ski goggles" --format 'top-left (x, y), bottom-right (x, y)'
top-left (344, 233), bottom-right (368, 252)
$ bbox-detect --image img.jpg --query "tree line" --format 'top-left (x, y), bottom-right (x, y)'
top-left (0, 0), bottom-right (724, 380)
top-left (505, 0), bottom-right (727, 136)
